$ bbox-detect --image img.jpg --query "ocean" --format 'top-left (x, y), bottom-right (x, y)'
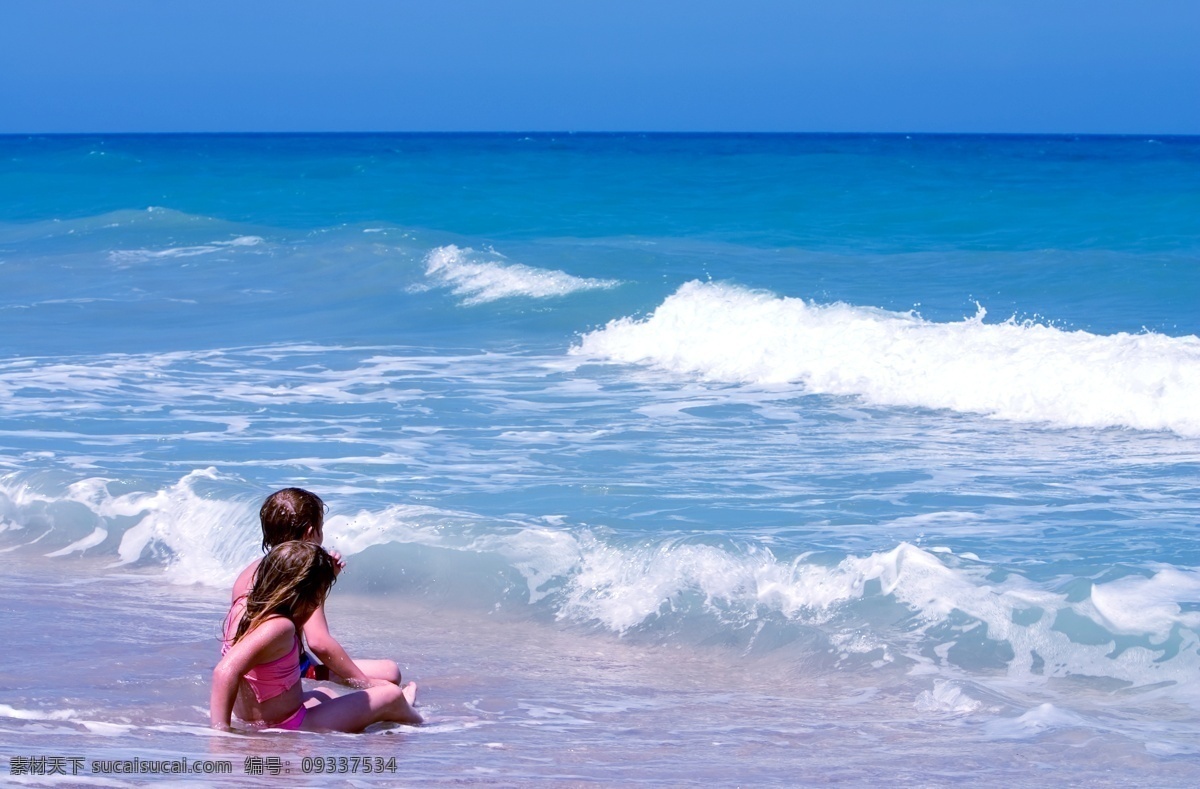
top-left (1, 133), bottom-right (1198, 786)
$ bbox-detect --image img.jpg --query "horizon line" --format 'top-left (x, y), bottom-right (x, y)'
top-left (2, 130), bottom-right (1198, 140)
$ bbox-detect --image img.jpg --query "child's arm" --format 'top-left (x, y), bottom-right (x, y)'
top-left (210, 618), bottom-right (295, 729)
top-left (301, 604), bottom-right (378, 687)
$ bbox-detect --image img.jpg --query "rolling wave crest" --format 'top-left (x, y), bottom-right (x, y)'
top-left (423, 245), bottom-right (619, 304)
top-left (573, 281), bottom-right (1200, 435)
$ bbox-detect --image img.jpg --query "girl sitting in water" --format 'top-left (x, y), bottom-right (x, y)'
top-left (234, 487), bottom-right (401, 687)
top-left (211, 540), bottom-right (421, 732)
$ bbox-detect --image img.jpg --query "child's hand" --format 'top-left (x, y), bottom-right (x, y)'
top-left (328, 549), bottom-right (347, 576)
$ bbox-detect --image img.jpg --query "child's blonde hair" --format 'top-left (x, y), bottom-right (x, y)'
top-left (231, 540), bottom-right (337, 645)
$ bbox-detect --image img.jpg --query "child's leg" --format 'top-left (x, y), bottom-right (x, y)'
top-left (303, 686), bottom-right (338, 702)
top-left (300, 682), bottom-right (421, 732)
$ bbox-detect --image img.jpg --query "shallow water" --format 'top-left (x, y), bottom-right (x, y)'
top-left (4, 558), bottom-right (1198, 787)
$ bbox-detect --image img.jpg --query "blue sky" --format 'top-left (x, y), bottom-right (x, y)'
top-left (2, 0), bottom-right (1197, 134)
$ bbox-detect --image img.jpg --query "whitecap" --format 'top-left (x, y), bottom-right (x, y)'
top-left (423, 245), bottom-right (618, 305)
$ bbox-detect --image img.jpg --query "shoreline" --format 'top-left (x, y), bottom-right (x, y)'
top-left (3, 559), bottom-right (1198, 785)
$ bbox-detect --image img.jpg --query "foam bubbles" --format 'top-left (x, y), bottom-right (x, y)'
top-left (423, 245), bottom-right (619, 305)
top-left (0, 703), bottom-right (78, 721)
top-left (1083, 566), bottom-right (1200, 638)
top-left (573, 281), bottom-right (1200, 436)
top-left (984, 703), bottom-right (1091, 738)
top-left (5, 472), bottom-right (1200, 696)
top-left (914, 680), bottom-right (984, 714)
top-left (108, 470), bottom-right (259, 584)
top-left (44, 526), bottom-right (108, 557)
top-left (108, 235), bottom-right (264, 265)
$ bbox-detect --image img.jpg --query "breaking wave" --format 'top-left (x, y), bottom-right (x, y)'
top-left (3, 472), bottom-right (1198, 697)
top-left (572, 281), bottom-right (1200, 436)
top-left (422, 244), bottom-right (619, 304)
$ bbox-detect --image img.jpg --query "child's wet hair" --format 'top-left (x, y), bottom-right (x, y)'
top-left (232, 540), bottom-right (338, 644)
top-left (260, 487), bottom-right (325, 552)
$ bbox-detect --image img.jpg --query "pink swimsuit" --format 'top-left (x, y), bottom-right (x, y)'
top-left (222, 605), bottom-right (307, 730)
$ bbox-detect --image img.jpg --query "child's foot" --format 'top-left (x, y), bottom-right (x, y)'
top-left (402, 681), bottom-right (418, 705)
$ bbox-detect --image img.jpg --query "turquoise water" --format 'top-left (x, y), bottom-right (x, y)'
top-left (2, 134), bottom-right (1199, 785)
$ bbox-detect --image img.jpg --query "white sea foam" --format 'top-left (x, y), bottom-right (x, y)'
top-left (1081, 566), bottom-right (1200, 638)
top-left (0, 470), bottom-right (262, 583)
top-left (984, 703), bottom-right (1092, 739)
top-left (914, 680), bottom-right (984, 714)
top-left (423, 245), bottom-right (618, 304)
top-left (0, 348), bottom-right (430, 417)
top-left (107, 235), bottom-right (264, 264)
top-left (106, 471), bottom-right (259, 583)
top-left (5, 474), bottom-right (1200, 695)
top-left (0, 345), bottom-right (560, 419)
top-left (0, 703), bottom-right (137, 739)
top-left (247, 497), bottom-right (1200, 688)
top-left (44, 526), bottom-right (108, 557)
top-left (0, 704), bottom-right (79, 721)
top-left (572, 281), bottom-right (1200, 436)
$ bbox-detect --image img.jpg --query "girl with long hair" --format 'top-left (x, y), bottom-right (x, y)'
top-left (232, 487), bottom-right (401, 687)
top-left (211, 541), bottom-right (421, 732)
